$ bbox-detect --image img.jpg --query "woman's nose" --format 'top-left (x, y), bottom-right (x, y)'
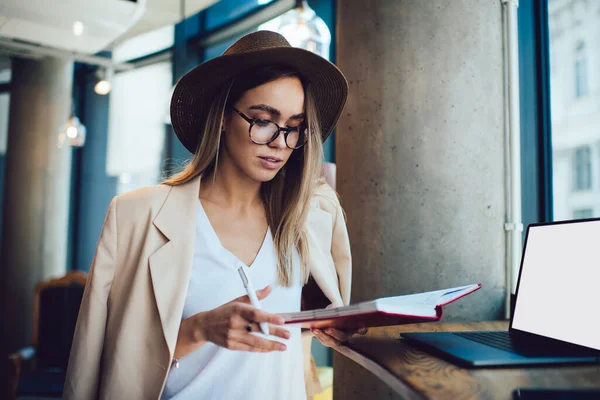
top-left (268, 130), bottom-right (287, 149)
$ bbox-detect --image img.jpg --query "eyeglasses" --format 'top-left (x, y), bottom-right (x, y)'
top-left (231, 107), bottom-right (307, 150)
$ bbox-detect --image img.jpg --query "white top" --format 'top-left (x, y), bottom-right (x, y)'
top-left (161, 201), bottom-right (305, 400)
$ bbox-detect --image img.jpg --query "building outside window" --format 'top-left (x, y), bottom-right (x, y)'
top-left (549, 0), bottom-right (600, 221)
top-left (572, 208), bottom-right (594, 220)
top-left (572, 146), bottom-right (592, 192)
top-left (574, 41), bottom-right (588, 99)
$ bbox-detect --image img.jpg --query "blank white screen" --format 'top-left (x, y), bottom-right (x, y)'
top-left (512, 221), bottom-right (600, 350)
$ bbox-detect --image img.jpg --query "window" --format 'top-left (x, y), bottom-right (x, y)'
top-left (105, 25), bottom-right (175, 195)
top-left (572, 146), bottom-right (591, 191)
top-left (106, 61), bottom-right (172, 195)
top-left (112, 25), bottom-right (174, 64)
top-left (0, 91), bottom-right (9, 243)
top-left (574, 41), bottom-right (588, 98)
top-left (0, 92), bottom-right (8, 157)
top-left (573, 208), bottom-right (594, 220)
top-left (0, 56), bottom-right (11, 245)
top-left (548, 0), bottom-right (600, 220)
top-left (0, 65), bottom-right (9, 157)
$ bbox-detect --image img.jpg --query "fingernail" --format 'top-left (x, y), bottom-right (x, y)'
top-left (279, 344), bottom-right (287, 351)
top-left (285, 332), bottom-right (291, 339)
top-left (313, 330), bottom-right (320, 335)
top-left (326, 329), bottom-right (332, 334)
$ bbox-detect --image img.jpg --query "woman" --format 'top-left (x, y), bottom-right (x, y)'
top-left (64, 31), bottom-right (361, 400)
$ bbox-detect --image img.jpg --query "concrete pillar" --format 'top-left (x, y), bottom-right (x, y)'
top-left (334, 1), bottom-right (506, 399)
top-left (0, 57), bottom-right (73, 353)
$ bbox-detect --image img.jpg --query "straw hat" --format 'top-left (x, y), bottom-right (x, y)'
top-left (170, 30), bottom-right (348, 154)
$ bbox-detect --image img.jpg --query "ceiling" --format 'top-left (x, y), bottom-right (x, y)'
top-left (0, 0), bottom-right (219, 59)
top-left (112, 0), bottom-right (220, 48)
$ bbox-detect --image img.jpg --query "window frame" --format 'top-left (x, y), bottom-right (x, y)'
top-left (518, 0), bottom-right (554, 229)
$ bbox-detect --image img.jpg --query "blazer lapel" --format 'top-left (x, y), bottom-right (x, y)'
top-left (149, 175), bottom-right (201, 357)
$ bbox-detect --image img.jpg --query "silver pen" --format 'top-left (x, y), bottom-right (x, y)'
top-left (237, 266), bottom-right (270, 335)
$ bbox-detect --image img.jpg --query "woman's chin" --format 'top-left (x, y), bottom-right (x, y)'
top-left (250, 167), bottom-right (281, 183)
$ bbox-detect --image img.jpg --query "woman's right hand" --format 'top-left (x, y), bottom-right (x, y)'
top-left (180, 285), bottom-right (290, 354)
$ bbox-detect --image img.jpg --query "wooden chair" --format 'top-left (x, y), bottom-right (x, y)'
top-left (7, 271), bottom-right (87, 400)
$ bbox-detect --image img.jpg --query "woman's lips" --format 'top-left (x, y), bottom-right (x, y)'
top-left (258, 156), bottom-right (282, 170)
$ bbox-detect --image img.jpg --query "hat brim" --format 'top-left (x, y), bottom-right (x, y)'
top-left (170, 46), bottom-right (348, 154)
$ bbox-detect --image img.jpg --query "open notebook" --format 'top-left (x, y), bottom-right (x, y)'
top-left (278, 284), bottom-right (481, 329)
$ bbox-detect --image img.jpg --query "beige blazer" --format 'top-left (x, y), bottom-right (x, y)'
top-left (63, 175), bottom-right (351, 400)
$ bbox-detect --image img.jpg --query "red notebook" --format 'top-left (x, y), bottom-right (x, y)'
top-left (279, 284), bottom-right (482, 329)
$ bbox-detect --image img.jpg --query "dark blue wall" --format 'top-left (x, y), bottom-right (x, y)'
top-left (71, 67), bottom-right (117, 271)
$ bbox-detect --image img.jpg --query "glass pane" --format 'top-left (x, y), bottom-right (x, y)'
top-left (0, 68), bottom-right (10, 84)
top-left (106, 61), bottom-right (172, 195)
top-left (548, 0), bottom-right (600, 220)
top-left (112, 25), bottom-right (175, 64)
top-left (0, 93), bottom-right (9, 156)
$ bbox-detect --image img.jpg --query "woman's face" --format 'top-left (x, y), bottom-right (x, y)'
top-left (222, 76), bottom-right (305, 183)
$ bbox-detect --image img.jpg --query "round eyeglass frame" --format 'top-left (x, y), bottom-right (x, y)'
top-left (231, 107), bottom-right (307, 150)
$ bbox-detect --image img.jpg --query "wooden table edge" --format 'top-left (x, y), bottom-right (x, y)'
top-left (332, 342), bottom-right (426, 400)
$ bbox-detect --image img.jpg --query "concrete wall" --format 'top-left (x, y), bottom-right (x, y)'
top-left (334, 1), bottom-right (507, 398)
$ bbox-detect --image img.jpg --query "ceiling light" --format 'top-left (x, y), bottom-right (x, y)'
top-left (94, 80), bottom-right (112, 95)
top-left (94, 67), bottom-right (114, 95)
top-left (58, 113), bottom-right (87, 148)
top-left (273, 0), bottom-right (331, 59)
top-left (73, 21), bottom-right (85, 37)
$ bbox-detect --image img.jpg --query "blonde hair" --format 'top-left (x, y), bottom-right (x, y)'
top-left (163, 66), bottom-right (323, 287)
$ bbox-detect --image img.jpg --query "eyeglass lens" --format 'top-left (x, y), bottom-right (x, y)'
top-left (251, 120), bottom-right (306, 149)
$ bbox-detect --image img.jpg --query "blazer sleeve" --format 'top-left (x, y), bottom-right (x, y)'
top-left (63, 198), bottom-right (118, 400)
top-left (328, 189), bottom-right (352, 306)
top-left (313, 182), bottom-right (352, 306)
top-left (302, 183), bottom-right (353, 396)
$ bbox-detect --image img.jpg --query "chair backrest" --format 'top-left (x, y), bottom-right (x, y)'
top-left (33, 271), bottom-right (87, 370)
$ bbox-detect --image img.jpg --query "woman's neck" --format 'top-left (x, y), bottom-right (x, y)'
top-left (200, 163), bottom-right (262, 213)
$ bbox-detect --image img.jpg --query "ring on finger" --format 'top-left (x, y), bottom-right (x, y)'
top-left (246, 322), bottom-right (253, 333)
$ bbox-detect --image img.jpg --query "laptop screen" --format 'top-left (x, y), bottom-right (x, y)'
top-left (511, 219), bottom-right (600, 351)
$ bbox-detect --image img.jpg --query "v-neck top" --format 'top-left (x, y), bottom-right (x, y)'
top-left (161, 200), bottom-right (305, 400)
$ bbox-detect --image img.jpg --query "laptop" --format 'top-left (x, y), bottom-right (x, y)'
top-left (401, 218), bottom-right (600, 367)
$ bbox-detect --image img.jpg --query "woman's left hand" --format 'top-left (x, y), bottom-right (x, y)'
top-left (310, 304), bottom-right (368, 347)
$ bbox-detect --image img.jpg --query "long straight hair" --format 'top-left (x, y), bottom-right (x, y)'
top-left (163, 65), bottom-right (323, 287)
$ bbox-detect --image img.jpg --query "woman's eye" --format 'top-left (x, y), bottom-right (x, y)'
top-left (254, 119), bottom-right (272, 127)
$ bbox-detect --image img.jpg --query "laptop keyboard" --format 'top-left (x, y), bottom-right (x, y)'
top-left (454, 331), bottom-right (519, 353)
top-left (453, 331), bottom-right (598, 358)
